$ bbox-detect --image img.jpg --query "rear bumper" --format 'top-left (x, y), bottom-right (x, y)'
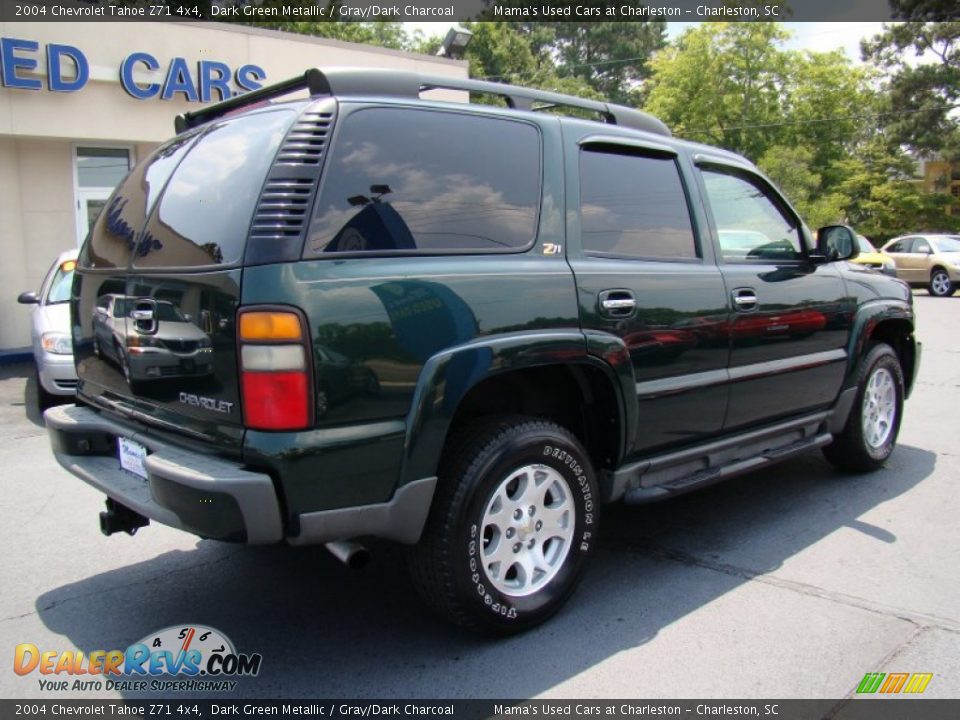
top-left (44, 404), bottom-right (437, 546)
top-left (45, 404), bottom-right (282, 544)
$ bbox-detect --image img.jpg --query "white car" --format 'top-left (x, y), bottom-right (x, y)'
top-left (17, 249), bottom-right (79, 409)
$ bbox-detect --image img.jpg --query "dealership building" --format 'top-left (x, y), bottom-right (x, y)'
top-left (0, 21), bottom-right (467, 354)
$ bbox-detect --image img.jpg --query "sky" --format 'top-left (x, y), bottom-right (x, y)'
top-left (404, 21), bottom-right (888, 64)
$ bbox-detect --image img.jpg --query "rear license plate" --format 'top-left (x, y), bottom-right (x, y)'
top-left (118, 437), bottom-right (148, 480)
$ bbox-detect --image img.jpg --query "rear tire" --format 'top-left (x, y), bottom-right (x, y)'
top-left (823, 343), bottom-right (904, 472)
top-left (409, 416), bottom-right (599, 635)
top-left (929, 268), bottom-right (955, 297)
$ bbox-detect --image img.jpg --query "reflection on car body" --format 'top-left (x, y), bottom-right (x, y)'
top-left (92, 294), bottom-right (213, 383)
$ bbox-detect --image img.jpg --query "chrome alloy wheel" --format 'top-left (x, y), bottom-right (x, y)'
top-left (479, 463), bottom-right (575, 597)
top-left (931, 271), bottom-right (951, 296)
top-left (861, 367), bottom-right (897, 449)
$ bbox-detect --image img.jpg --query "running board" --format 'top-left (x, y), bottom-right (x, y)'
top-left (606, 410), bottom-right (837, 504)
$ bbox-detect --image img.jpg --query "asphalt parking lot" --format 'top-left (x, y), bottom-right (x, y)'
top-left (1, 293), bottom-right (957, 701)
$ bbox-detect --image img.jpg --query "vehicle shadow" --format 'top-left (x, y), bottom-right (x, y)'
top-left (0, 362), bottom-right (44, 428)
top-left (33, 445), bottom-right (935, 699)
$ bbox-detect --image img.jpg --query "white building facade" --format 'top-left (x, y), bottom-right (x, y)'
top-left (0, 21), bottom-right (466, 352)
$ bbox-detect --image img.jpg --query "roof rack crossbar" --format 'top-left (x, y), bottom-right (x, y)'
top-left (173, 67), bottom-right (671, 138)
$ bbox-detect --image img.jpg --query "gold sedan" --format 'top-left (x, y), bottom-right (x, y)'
top-left (881, 234), bottom-right (960, 297)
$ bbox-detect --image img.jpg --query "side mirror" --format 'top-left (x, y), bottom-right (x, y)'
top-left (17, 291), bottom-right (39, 305)
top-left (816, 225), bottom-right (859, 262)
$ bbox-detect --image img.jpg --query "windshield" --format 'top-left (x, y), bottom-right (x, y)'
top-left (856, 235), bottom-right (876, 254)
top-left (155, 302), bottom-right (187, 322)
top-left (932, 236), bottom-right (960, 253)
top-left (45, 260), bottom-right (76, 305)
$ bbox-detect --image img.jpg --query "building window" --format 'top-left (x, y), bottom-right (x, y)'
top-left (74, 146), bottom-right (134, 245)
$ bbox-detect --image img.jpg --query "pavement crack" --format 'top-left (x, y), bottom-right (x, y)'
top-left (825, 624), bottom-right (927, 716)
top-left (616, 539), bottom-right (960, 633)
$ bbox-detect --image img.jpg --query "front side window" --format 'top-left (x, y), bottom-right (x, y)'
top-left (45, 260), bottom-right (76, 305)
top-left (305, 108), bottom-right (541, 255)
top-left (579, 147), bottom-right (697, 260)
top-left (701, 167), bottom-right (804, 262)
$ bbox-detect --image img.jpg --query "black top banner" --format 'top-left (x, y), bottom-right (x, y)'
top-left (1, 0), bottom-right (958, 24)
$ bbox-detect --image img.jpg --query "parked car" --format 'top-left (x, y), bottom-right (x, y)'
top-left (44, 68), bottom-right (920, 635)
top-left (881, 233), bottom-right (960, 296)
top-left (850, 234), bottom-right (897, 276)
top-left (17, 249), bottom-right (79, 410)
top-left (92, 294), bottom-right (213, 383)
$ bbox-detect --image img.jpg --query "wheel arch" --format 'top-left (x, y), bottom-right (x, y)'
top-left (399, 331), bottom-right (630, 493)
top-left (848, 300), bottom-right (918, 398)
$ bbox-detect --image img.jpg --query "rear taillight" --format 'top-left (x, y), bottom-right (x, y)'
top-left (238, 309), bottom-right (313, 431)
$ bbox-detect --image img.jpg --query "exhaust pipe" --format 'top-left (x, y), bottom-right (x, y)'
top-left (99, 499), bottom-right (149, 537)
top-left (325, 540), bottom-right (370, 570)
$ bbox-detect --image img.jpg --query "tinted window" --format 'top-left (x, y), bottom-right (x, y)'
top-left (579, 148), bottom-right (697, 259)
top-left (886, 240), bottom-right (904, 253)
top-left (306, 108), bottom-right (540, 255)
top-left (135, 110), bottom-right (293, 268)
top-left (701, 168), bottom-right (803, 262)
top-left (80, 134), bottom-right (197, 269)
top-left (914, 239), bottom-right (932, 253)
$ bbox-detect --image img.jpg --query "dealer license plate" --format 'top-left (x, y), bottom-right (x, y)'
top-left (118, 437), bottom-right (148, 480)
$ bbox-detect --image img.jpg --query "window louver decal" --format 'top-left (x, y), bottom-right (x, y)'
top-left (250, 178), bottom-right (313, 239)
top-left (276, 111), bottom-right (333, 165)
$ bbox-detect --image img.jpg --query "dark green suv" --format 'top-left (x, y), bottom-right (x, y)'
top-left (46, 68), bottom-right (920, 635)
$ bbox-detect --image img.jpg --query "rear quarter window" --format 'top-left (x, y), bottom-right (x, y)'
top-left (305, 108), bottom-right (541, 256)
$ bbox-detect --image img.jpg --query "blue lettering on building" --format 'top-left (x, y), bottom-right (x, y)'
top-left (0, 36), bottom-right (266, 101)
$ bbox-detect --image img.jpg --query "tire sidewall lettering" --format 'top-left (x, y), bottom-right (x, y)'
top-left (460, 436), bottom-right (598, 623)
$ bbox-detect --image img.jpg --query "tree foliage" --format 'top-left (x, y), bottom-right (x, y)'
top-left (645, 22), bottom-right (958, 239)
top-left (861, 5), bottom-right (960, 157)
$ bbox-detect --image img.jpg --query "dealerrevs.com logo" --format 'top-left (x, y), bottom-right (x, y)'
top-left (13, 625), bottom-right (262, 693)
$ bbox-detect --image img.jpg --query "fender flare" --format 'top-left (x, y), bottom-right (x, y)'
top-left (398, 329), bottom-right (633, 487)
top-left (845, 298), bottom-right (916, 391)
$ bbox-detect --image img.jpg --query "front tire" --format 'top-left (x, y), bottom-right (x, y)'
top-left (929, 268), bottom-right (955, 297)
top-left (823, 343), bottom-right (904, 473)
top-left (409, 416), bottom-right (599, 635)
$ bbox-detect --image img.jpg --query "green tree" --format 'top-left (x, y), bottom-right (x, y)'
top-left (862, 6), bottom-right (960, 157)
top-left (645, 23), bottom-right (792, 161)
top-left (517, 20), bottom-right (667, 105)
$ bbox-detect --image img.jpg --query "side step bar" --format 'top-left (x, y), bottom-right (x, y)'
top-left (604, 398), bottom-right (856, 505)
top-left (622, 432), bottom-right (833, 504)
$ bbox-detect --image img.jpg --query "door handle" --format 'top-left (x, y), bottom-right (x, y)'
top-left (732, 288), bottom-right (758, 312)
top-left (130, 309), bottom-right (154, 321)
top-left (598, 290), bottom-right (636, 318)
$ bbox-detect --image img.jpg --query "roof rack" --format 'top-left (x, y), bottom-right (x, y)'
top-left (174, 67), bottom-right (671, 137)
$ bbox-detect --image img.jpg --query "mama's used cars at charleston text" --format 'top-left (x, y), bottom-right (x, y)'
top-left (46, 68), bottom-right (919, 634)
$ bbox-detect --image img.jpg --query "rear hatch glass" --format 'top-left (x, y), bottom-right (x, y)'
top-left (74, 109), bottom-right (297, 448)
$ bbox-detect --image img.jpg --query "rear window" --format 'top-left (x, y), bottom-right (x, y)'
top-left (305, 108), bottom-right (541, 256)
top-left (134, 110), bottom-right (294, 268)
top-left (79, 134), bottom-right (197, 269)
